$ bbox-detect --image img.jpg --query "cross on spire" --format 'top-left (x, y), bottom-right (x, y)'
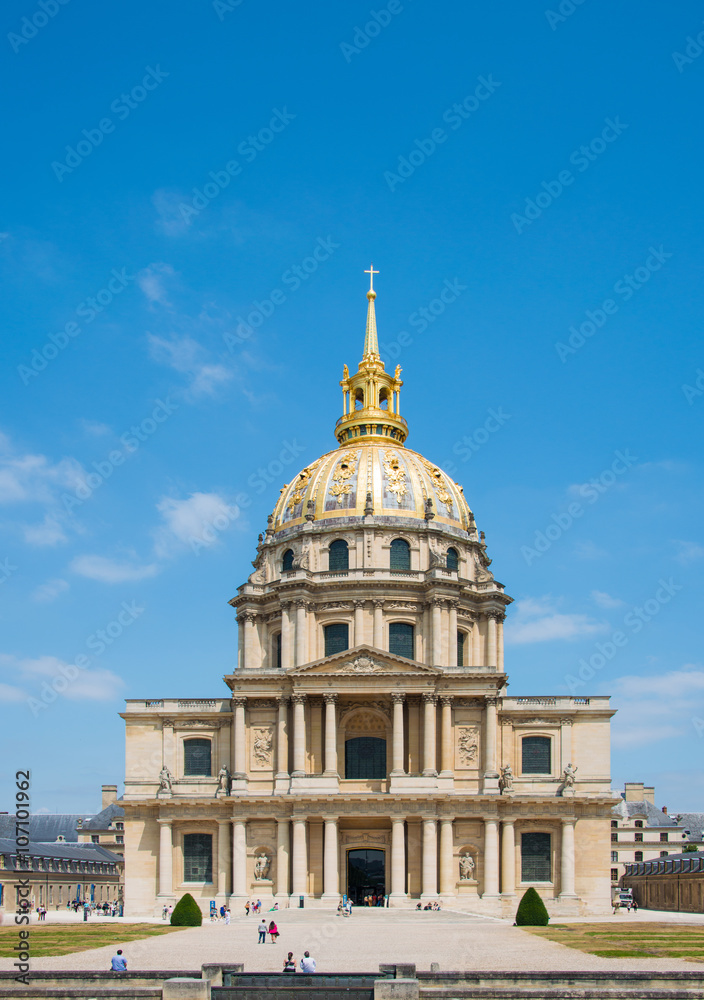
top-left (364, 264), bottom-right (379, 293)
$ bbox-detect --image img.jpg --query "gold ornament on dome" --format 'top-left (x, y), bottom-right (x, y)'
top-left (329, 450), bottom-right (358, 503)
top-left (286, 460), bottom-right (320, 514)
top-left (382, 450), bottom-right (408, 504)
top-left (419, 456), bottom-right (454, 513)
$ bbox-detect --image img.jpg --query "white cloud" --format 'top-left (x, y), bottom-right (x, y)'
top-left (0, 433), bottom-right (84, 506)
top-left (22, 515), bottom-right (68, 547)
top-left (138, 262), bottom-right (175, 305)
top-left (32, 578), bottom-right (70, 603)
top-left (80, 420), bottom-right (111, 437)
top-left (154, 492), bottom-right (238, 557)
top-left (674, 540), bottom-right (704, 564)
top-left (0, 653), bottom-right (124, 703)
top-left (152, 188), bottom-right (190, 238)
top-left (505, 595), bottom-right (607, 645)
top-left (0, 681), bottom-right (25, 703)
top-left (608, 666), bottom-right (704, 748)
top-left (147, 332), bottom-right (232, 398)
top-left (591, 589), bottom-right (624, 609)
top-left (70, 554), bottom-right (159, 584)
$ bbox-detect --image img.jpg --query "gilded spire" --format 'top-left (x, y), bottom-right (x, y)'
top-left (363, 264), bottom-right (380, 359)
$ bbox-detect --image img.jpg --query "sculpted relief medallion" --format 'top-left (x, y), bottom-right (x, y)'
top-left (251, 727), bottom-right (274, 769)
top-left (456, 726), bottom-right (480, 769)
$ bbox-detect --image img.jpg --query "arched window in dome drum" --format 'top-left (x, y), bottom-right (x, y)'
top-left (379, 388), bottom-right (389, 410)
top-left (389, 622), bottom-right (414, 659)
top-left (446, 547), bottom-right (459, 571)
top-left (184, 738), bottom-right (212, 776)
top-left (390, 538), bottom-right (410, 570)
top-left (324, 623), bottom-right (349, 657)
top-left (354, 389), bottom-right (364, 410)
top-left (345, 736), bottom-right (386, 779)
top-left (457, 630), bottom-right (466, 666)
top-left (282, 549), bottom-right (294, 572)
top-left (328, 539), bottom-right (349, 571)
top-left (273, 632), bottom-right (282, 669)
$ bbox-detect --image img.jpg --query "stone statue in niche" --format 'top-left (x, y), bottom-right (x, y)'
top-left (254, 853), bottom-right (271, 880)
top-left (158, 766), bottom-right (172, 794)
top-left (560, 762), bottom-right (577, 795)
top-left (217, 764), bottom-right (231, 794)
top-left (499, 764), bottom-right (514, 794)
top-left (459, 853), bottom-right (476, 880)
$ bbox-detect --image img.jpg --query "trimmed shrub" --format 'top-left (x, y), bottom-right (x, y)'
top-left (170, 893), bottom-right (203, 926)
top-left (515, 887), bottom-right (549, 926)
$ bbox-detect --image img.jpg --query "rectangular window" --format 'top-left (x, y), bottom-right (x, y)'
top-left (183, 833), bottom-right (213, 883)
top-left (274, 632), bottom-right (282, 669)
top-left (324, 623), bottom-right (349, 657)
top-left (91, 836), bottom-right (99, 844)
top-left (521, 832), bottom-right (551, 882)
top-left (521, 736), bottom-right (551, 775)
top-left (389, 622), bottom-right (414, 659)
top-left (184, 738), bottom-right (212, 776)
top-left (116, 836), bottom-right (123, 844)
top-left (660, 851), bottom-right (668, 857)
top-left (635, 820), bottom-right (643, 828)
top-left (635, 832), bottom-right (643, 842)
top-left (611, 851), bottom-right (618, 863)
top-left (660, 832), bottom-right (668, 842)
top-left (611, 833), bottom-right (618, 842)
top-left (457, 631), bottom-right (465, 667)
top-left (611, 868), bottom-right (618, 881)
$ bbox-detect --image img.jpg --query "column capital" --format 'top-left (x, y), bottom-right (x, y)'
top-left (281, 600), bottom-right (292, 612)
top-left (448, 599), bottom-right (459, 610)
top-left (440, 694), bottom-right (453, 707)
top-left (324, 692), bottom-right (338, 705)
top-left (157, 818), bottom-right (173, 826)
top-left (216, 817), bottom-right (230, 827)
top-left (561, 815), bottom-right (577, 826)
top-left (485, 696), bottom-right (499, 707)
top-left (291, 692), bottom-right (307, 705)
top-left (560, 717), bottom-right (574, 727)
top-left (278, 695), bottom-right (290, 706)
top-left (294, 598), bottom-right (307, 609)
top-left (391, 692), bottom-right (405, 704)
top-left (423, 692), bottom-right (437, 704)
top-left (353, 599), bottom-right (366, 609)
top-left (232, 696), bottom-right (247, 707)
top-left (373, 599), bottom-right (385, 609)
top-left (431, 597), bottom-right (444, 608)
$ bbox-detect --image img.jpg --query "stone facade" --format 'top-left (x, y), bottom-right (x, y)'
top-left (121, 275), bottom-right (616, 917)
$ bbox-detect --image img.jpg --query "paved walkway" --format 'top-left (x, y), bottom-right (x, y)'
top-left (2, 908), bottom-right (703, 974)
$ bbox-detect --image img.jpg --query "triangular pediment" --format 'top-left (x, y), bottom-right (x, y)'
top-left (287, 644), bottom-right (441, 677)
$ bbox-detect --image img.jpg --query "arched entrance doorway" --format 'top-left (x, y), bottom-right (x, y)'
top-left (347, 848), bottom-right (386, 904)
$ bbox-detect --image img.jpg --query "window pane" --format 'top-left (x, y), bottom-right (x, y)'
top-left (183, 833), bottom-right (212, 883)
top-left (184, 738), bottom-right (212, 776)
top-left (457, 631), bottom-right (465, 666)
top-left (345, 737), bottom-right (386, 779)
top-left (329, 540), bottom-right (349, 571)
top-left (282, 549), bottom-right (294, 572)
top-left (521, 736), bottom-right (551, 774)
top-left (446, 547), bottom-right (458, 571)
top-left (274, 633), bottom-right (282, 669)
top-left (521, 832), bottom-right (551, 882)
top-left (390, 539), bottom-right (410, 570)
top-left (324, 623), bottom-right (349, 657)
top-left (389, 622), bottom-right (414, 659)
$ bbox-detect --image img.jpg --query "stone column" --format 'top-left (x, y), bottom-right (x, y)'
top-left (295, 600), bottom-right (307, 667)
top-left (560, 819), bottom-right (577, 898)
top-left (439, 696), bottom-right (453, 776)
top-left (232, 819), bottom-right (247, 899)
top-left (472, 615), bottom-right (482, 667)
top-left (431, 600), bottom-right (443, 664)
top-left (276, 818), bottom-right (289, 899)
top-left (421, 818), bottom-right (438, 898)
top-left (560, 718), bottom-right (573, 773)
top-left (291, 817), bottom-right (307, 898)
top-left (291, 694), bottom-right (307, 777)
top-left (487, 613), bottom-right (498, 666)
top-left (482, 817), bottom-right (499, 897)
top-left (448, 602), bottom-right (458, 667)
top-left (217, 819), bottom-right (231, 897)
top-left (391, 693), bottom-right (405, 775)
top-left (354, 600), bottom-right (365, 646)
top-left (324, 694), bottom-right (338, 775)
top-left (422, 694), bottom-right (437, 776)
top-left (439, 818), bottom-right (455, 896)
top-left (373, 600), bottom-right (384, 648)
top-left (483, 697), bottom-right (498, 779)
top-left (243, 612), bottom-right (257, 669)
top-left (497, 613), bottom-right (505, 672)
top-left (157, 819), bottom-right (173, 897)
top-left (237, 617), bottom-right (245, 670)
top-left (390, 817), bottom-right (406, 900)
top-left (501, 819), bottom-right (515, 897)
top-left (276, 698), bottom-right (289, 779)
top-left (323, 817), bottom-right (339, 899)
top-left (233, 697), bottom-right (247, 778)
top-left (281, 602), bottom-right (293, 669)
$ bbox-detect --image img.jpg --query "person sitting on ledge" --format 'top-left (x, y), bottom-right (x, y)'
top-left (110, 950), bottom-right (127, 972)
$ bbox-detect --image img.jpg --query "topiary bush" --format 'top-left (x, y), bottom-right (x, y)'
top-left (170, 893), bottom-right (203, 926)
top-left (515, 887), bottom-right (549, 926)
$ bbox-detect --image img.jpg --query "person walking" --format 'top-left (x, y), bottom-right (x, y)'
top-left (245, 900), bottom-right (251, 916)
top-left (257, 918), bottom-right (267, 943)
top-left (300, 951), bottom-right (317, 972)
top-left (225, 908), bottom-right (231, 925)
top-left (269, 919), bottom-right (279, 943)
top-left (110, 950), bottom-right (127, 972)
top-left (283, 952), bottom-right (297, 973)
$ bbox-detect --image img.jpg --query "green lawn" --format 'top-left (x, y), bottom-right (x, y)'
top-left (524, 922), bottom-right (704, 961)
top-left (0, 923), bottom-right (185, 958)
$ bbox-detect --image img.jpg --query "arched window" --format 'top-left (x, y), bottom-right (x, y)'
top-left (345, 736), bottom-right (386, 779)
top-left (354, 389), bottom-right (364, 410)
top-left (457, 630), bottom-right (466, 666)
top-left (324, 623), bottom-right (349, 657)
top-left (329, 539), bottom-right (349, 571)
top-left (273, 632), bottom-right (282, 669)
top-left (390, 538), bottom-right (410, 570)
top-left (521, 832), bottom-right (551, 882)
top-left (446, 547), bottom-right (459, 571)
top-left (183, 833), bottom-right (212, 883)
top-left (521, 736), bottom-right (551, 775)
top-left (379, 389), bottom-right (389, 410)
top-left (282, 549), bottom-right (294, 572)
top-left (389, 622), bottom-right (414, 659)
top-left (184, 738), bottom-right (212, 776)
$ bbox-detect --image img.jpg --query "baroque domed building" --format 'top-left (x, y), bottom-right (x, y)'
top-left (122, 272), bottom-right (615, 916)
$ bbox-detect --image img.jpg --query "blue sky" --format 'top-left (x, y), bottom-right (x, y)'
top-left (1, 0), bottom-right (704, 813)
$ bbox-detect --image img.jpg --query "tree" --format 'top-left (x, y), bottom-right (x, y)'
top-left (515, 887), bottom-right (549, 926)
top-left (683, 844), bottom-right (699, 853)
top-left (170, 893), bottom-right (203, 926)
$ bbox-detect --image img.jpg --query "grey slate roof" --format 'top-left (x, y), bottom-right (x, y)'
top-left (0, 814), bottom-right (87, 843)
top-left (79, 802), bottom-right (124, 830)
top-left (671, 813), bottom-right (704, 840)
top-left (0, 837), bottom-right (121, 868)
top-left (623, 800), bottom-right (678, 827)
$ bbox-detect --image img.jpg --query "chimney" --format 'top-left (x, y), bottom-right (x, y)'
top-left (624, 782), bottom-right (645, 802)
top-left (101, 784), bottom-right (118, 810)
top-left (643, 786), bottom-right (655, 804)
top-left (662, 806), bottom-right (668, 814)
